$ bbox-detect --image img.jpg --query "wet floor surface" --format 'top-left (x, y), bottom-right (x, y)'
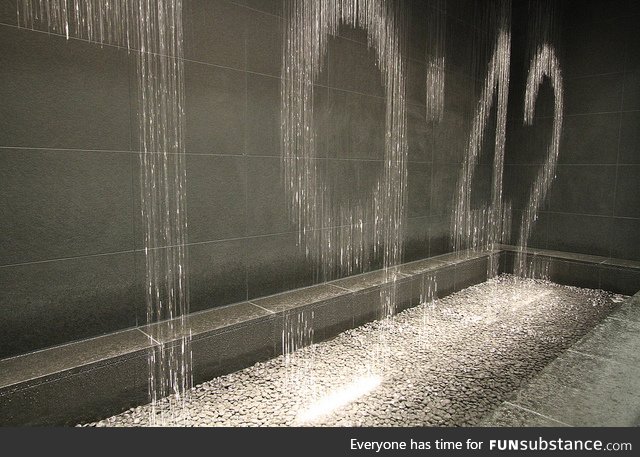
top-left (85, 275), bottom-right (632, 427)
top-left (482, 292), bottom-right (640, 427)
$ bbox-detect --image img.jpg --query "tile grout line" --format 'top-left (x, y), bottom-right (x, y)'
top-left (4, 146), bottom-right (639, 167)
top-left (327, 284), bottom-right (355, 293)
top-left (565, 71), bottom-right (626, 80)
top-left (227, 1), bottom-right (282, 20)
top-left (128, 49), bottom-right (140, 326)
top-left (0, 145), bottom-right (135, 153)
top-left (609, 40), bottom-right (627, 258)
top-left (531, 209), bottom-right (639, 220)
top-left (0, 22), bottom-right (131, 51)
top-left (248, 301), bottom-right (276, 315)
top-left (0, 327), bottom-right (147, 364)
top-left (428, 119), bottom-right (435, 257)
top-left (0, 249), bottom-right (145, 269)
top-left (1, 25), bottom-right (414, 104)
top-left (243, 16), bottom-right (250, 304)
top-left (517, 108), bottom-right (640, 119)
top-left (502, 401), bottom-right (573, 427)
top-left (508, 163), bottom-right (627, 167)
top-left (135, 328), bottom-right (162, 346)
top-left (5, 221), bottom-right (439, 270)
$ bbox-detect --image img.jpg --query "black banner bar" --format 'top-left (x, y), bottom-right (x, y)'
top-left (0, 427), bottom-right (637, 456)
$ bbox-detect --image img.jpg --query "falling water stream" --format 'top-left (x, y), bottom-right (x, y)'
top-left (425, 0), bottom-right (446, 123)
top-left (451, 0), bottom-right (512, 279)
top-left (18, 0), bottom-right (192, 425)
top-left (281, 0), bottom-right (408, 286)
top-left (450, 0), bottom-right (563, 282)
top-left (281, 0), bottom-right (409, 376)
top-left (514, 0), bottom-right (564, 279)
top-left (18, 0), bottom-right (130, 45)
top-left (133, 0), bottom-right (191, 426)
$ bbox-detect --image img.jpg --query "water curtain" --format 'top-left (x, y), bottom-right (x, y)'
top-left (451, 0), bottom-right (512, 279)
top-left (281, 0), bottom-right (409, 321)
top-left (514, 0), bottom-right (564, 278)
top-left (18, 0), bottom-right (192, 425)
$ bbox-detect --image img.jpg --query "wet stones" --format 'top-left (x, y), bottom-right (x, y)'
top-left (84, 275), bottom-right (620, 428)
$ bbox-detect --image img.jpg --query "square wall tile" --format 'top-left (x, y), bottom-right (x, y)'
top-left (404, 217), bottom-right (429, 263)
top-left (246, 156), bottom-right (294, 236)
top-left (563, 18), bottom-right (626, 77)
top-left (246, 73), bottom-right (281, 156)
top-left (619, 112), bottom-right (640, 164)
top-left (239, 0), bottom-right (283, 16)
top-left (326, 89), bottom-right (385, 160)
top-left (614, 165), bottom-right (640, 218)
top-left (430, 163), bottom-right (459, 216)
top-left (0, 149), bottom-right (134, 265)
top-left (560, 113), bottom-right (620, 164)
top-left (0, 252), bottom-right (141, 359)
top-left (184, 0), bottom-right (246, 70)
top-left (246, 232), bottom-right (314, 299)
top-left (246, 8), bottom-right (282, 77)
top-left (328, 36), bottom-right (384, 97)
top-left (407, 103), bottom-right (433, 163)
top-left (0, 26), bottom-right (130, 150)
top-left (0, 0), bottom-right (17, 25)
top-left (610, 218), bottom-right (640, 261)
top-left (407, 162), bottom-right (432, 218)
top-left (547, 165), bottom-right (616, 216)
top-left (184, 61), bottom-right (245, 155)
top-left (564, 74), bottom-right (623, 115)
top-left (186, 154), bottom-right (247, 242)
top-left (428, 215), bottom-right (452, 257)
top-left (622, 71), bottom-right (640, 110)
top-left (188, 239), bottom-right (247, 313)
top-left (547, 213), bottom-right (612, 258)
top-left (503, 164), bottom-right (538, 211)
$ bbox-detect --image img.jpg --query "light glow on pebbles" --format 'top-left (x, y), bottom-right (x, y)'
top-left (296, 375), bottom-right (383, 424)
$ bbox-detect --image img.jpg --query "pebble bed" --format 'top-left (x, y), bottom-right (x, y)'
top-left (84, 275), bottom-right (624, 427)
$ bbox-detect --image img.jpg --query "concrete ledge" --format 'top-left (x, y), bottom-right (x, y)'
top-left (499, 245), bottom-right (640, 295)
top-left (1, 247), bottom-right (637, 426)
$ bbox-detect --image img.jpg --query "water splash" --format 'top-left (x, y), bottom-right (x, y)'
top-left (452, 0), bottom-right (512, 279)
top-left (18, 0), bottom-right (192, 425)
top-left (516, 253), bottom-right (550, 280)
top-left (419, 272), bottom-right (437, 346)
top-left (279, 308), bottom-right (321, 413)
top-left (514, 1), bottom-right (563, 278)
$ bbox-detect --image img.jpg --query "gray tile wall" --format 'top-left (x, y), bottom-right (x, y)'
top-left (504, 0), bottom-right (640, 261)
top-left (0, 15), bottom-right (140, 359)
top-left (1, 0), bottom-right (482, 358)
